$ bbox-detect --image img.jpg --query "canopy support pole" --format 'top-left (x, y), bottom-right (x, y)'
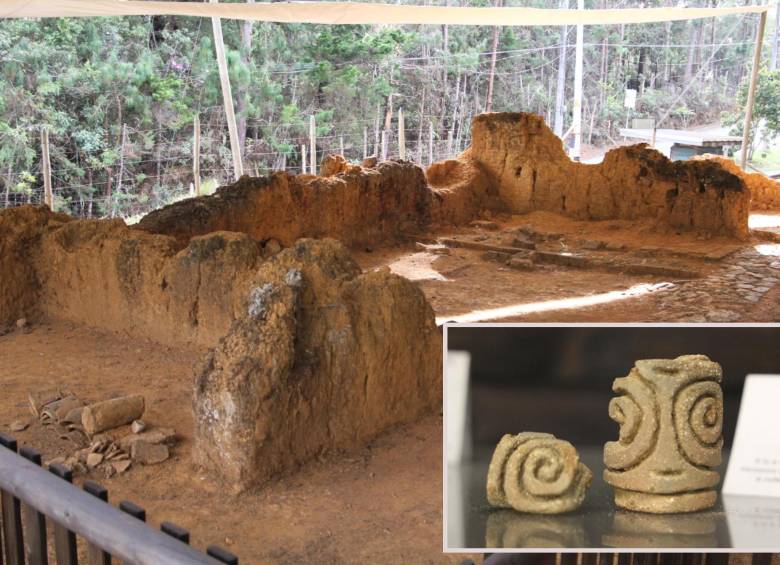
top-left (740, 10), bottom-right (767, 169)
top-left (571, 0), bottom-right (584, 161)
top-left (211, 0), bottom-right (244, 180)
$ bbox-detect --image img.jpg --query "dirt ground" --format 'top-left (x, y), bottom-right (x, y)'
top-left (0, 322), bottom-right (467, 565)
top-left (356, 211), bottom-right (780, 323)
top-left (2, 209), bottom-right (778, 564)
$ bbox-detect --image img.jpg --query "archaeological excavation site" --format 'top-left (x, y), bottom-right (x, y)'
top-left (2, 112), bottom-right (780, 561)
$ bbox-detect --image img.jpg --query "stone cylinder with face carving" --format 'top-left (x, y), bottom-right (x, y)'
top-left (603, 355), bottom-right (724, 513)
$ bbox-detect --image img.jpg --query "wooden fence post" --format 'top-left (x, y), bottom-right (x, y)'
top-left (381, 130), bottom-right (387, 161)
top-left (309, 115), bottom-right (317, 174)
top-left (116, 123), bottom-right (127, 206)
top-left (193, 116), bottom-right (202, 196)
top-left (210, 0), bottom-right (244, 180)
top-left (40, 128), bottom-right (53, 209)
top-left (339, 135), bottom-right (344, 157)
top-left (398, 107), bottom-right (406, 160)
top-left (301, 144), bottom-right (307, 175)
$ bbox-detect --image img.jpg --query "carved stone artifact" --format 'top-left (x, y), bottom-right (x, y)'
top-left (486, 432), bottom-right (592, 514)
top-left (603, 354), bottom-right (724, 513)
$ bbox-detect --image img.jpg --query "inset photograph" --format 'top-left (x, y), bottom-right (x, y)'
top-left (444, 324), bottom-right (780, 551)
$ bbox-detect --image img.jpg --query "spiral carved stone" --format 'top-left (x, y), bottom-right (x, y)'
top-left (603, 354), bottom-right (724, 513)
top-left (486, 432), bottom-right (592, 514)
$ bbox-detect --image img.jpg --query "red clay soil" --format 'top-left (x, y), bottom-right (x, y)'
top-left (0, 321), bottom-right (466, 564)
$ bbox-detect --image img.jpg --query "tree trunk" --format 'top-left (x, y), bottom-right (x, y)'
top-left (236, 1), bottom-right (255, 160)
top-left (485, 0), bottom-right (503, 113)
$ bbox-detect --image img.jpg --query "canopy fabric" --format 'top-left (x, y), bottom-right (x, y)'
top-left (0, 0), bottom-right (773, 26)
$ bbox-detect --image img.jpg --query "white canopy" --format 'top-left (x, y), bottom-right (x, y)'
top-left (0, 0), bottom-right (772, 26)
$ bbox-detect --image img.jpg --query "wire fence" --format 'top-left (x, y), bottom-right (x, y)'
top-left (0, 106), bottom-right (476, 221)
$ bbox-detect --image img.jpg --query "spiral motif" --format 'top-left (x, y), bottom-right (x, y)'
top-left (604, 371), bottom-right (659, 471)
top-left (673, 380), bottom-right (723, 467)
top-left (486, 432), bottom-right (592, 514)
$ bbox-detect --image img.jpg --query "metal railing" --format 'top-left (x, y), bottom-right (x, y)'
top-left (0, 433), bottom-right (238, 565)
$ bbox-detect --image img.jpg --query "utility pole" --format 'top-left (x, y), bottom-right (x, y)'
top-left (210, 0), bottom-right (243, 180)
top-left (571, 0), bottom-right (585, 160)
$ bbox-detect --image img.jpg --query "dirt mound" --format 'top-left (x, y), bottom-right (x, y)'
top-left (692, 154), bottom-right (780, 211)
top-left (442, 113), bottom-right (750, 238)
top-left (0, 206), bottom-right (71, 326)
top-left (192, 238), bottom-right (442, 489)
top-left (137, 162), bottom-right (435, 248)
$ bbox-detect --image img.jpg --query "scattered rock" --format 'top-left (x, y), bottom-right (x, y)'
top-left (61, 406), bottom-right (85, 425)
top-left (53, 397), bottom-right (84, 423)
top-left (508, 258), bottom-right (534, 271)
top-left (15, 318), bottom-right (28, 330)
top-left (470, 220), bottom-right (499, 231)
top-left (86, 452), bottom-right (104, 468)
top-left (112, 460), bottom-right (131, 474)
top-left (9, 420), bottom-right (28, 432)
top-left (580, 240), bottom-right (605, 251)
top-left (481, 251), bottom-right (511, 264)
top-left (46, 456), bottom-right (66, 467)
top-left (605, 242), bottom-right (628, 252)
top-left (131, 441), bottom-right (169, 465)
top-left (131, 420), bottom-right (146, 434)
top-left (119, 427), bottom-right (177, 451)
top-left (707, 310), bottom-right (741, 323)
top-left (264, 238), bottom-right (282, 255)
top-left (103, 464), bottom-right (116, 479)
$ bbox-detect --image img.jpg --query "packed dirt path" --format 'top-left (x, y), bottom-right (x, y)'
top-left (0, 321), bottom-right (462, 565)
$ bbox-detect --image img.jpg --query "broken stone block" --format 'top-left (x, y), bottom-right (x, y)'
top-left (82, 394), bottom-right (145, 435)
top-left (604, 355), bottom-right (723, 513)
top-left (508, 258), bottom-right (534, 271)
top-left (131, 441), bottom-right (169, 465)
top-left (61, 406), bottom-right (85, 425)
top-left (53, 397), bottom-right (83, 423)
top-left (131, 420), bottom-right (146, 434)
top-left (486, 432), bottom-right (592, 514)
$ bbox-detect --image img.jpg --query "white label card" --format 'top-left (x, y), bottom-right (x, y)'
top-left (723, 374), bottom-right (780, 498)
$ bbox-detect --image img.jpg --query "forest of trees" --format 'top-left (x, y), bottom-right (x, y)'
top-left (0, 0), bottom-right (778, 219)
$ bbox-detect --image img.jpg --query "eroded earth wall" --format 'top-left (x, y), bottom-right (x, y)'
top-left (692, 154), bottom-right (780, 211)
top-left (440, 113), bottom-right (751, 238)
top-left (0, 206), bottom-right (442, 489)
top-left (137, 162), bottom-right (436, 248)
top-left (192, 239), bottom-right (441, 489)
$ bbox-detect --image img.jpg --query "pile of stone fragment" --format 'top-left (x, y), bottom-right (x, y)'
top-left (18, 388), bottom-right (177, 478)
